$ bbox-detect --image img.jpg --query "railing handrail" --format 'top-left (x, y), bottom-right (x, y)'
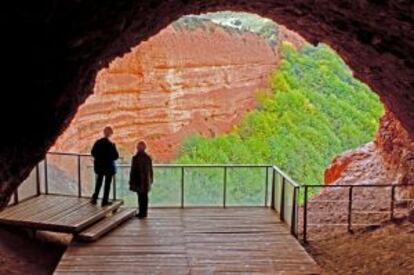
top-left (302, 183), bottom-right (414, 243)
top-left (271, 165), bottom-right (301, 188)
top-left (48, 151), bottom-right (91, 157)
top-left (122, 163), bottom-right (273, 168)
top-left (303, 183), bottom-right (414, 188)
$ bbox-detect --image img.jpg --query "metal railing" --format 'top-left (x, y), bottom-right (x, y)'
top-left (45, 151), bottom-right (92, 198)
top-left (270, 165), bottom-right (300, 237)
top-left (12, 152), bottom-right (414, 242)
top-left (9, 152), bottom-right (301, 238)
top-left (10, 162), bottom-right (42, 206)
top-left (302, 184), bottom-right (414, 242)
top-left (115, 164), bottom-right (272, 208)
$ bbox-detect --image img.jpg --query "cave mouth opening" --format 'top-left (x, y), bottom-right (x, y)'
top-left (1, 2), bottom-right (413, 208)
top-left (48, 11), bottom-right (384, 192)
top-left (53, 11), bottom-right (312, 162)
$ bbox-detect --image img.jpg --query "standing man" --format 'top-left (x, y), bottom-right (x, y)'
top-left (129, 141), bottom-right (154, 219)
top-left (91, 126), bottom-right (119, 207)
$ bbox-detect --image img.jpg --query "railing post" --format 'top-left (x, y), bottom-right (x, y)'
top-left (35, 163), bottom-right (41, 195)
top-left (347, 186), bottom-right (353, 233)
top-left (390, 185), bottom-right (396, 220)
top-left (44, 155), bottom-right (49, 194)
top-left (223, 166), bottom-right (227, 208)
top-left (264, 167), bottom-right (269, 207)
top-left (112, 175), bottom-right (117, 201)
top-left (13, 190), bottom-right (19, 205)
top-left (77, 155), bottom-right (82, 198)
top-left (181, 167), bottom-right (184, 208)
top-left (303, 185), bottom-right (308, 243)
top-left (271, 168), bottom-right (275, 210)
top-left (291, 186), bottom-right (298, 237)
top-left (280, 177), bottom-right (286, 221)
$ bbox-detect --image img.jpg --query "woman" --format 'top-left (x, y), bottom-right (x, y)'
top-left (129, 141), bottom-right (153, 218)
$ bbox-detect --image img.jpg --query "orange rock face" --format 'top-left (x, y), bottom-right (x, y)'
top-left (304, 111), bottom-right (414, 233)
top-left (324, 111), bottom-right (414, 197)
top-left (298, 111), bottom-right (413, 236)
top-left (375, 111), bottom-right (414, 187)
top-left (52, 22), bottom-right (303, 161)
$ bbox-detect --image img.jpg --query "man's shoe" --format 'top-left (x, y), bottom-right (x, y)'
top-left (101, 201), bottom-right (113, 207)
top-left (90, 199), bottom-right (97, 205)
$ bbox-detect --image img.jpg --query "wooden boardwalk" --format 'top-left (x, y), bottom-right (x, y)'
top-left (0, 195), bottom-right (122, 233)
top-left (55, 208), bottom-right (320, 274)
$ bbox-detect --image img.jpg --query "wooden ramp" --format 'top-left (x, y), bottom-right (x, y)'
top-left (0, 195), bottom-right (123, 233)
top-left (55, 208), bottom-right (320, 274)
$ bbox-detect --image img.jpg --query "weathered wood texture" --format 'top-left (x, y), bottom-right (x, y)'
top-left (0, 195), bottom-right (123, 233)
top-left (77, 208), bottom-right (136, 242)
top-left (55, 208), bottom-right (320, 274)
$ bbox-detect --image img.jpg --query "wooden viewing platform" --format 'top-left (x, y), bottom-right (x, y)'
top-left (2, 155), bottom-right (409, 273)
top-left (55, 208), bottom-right (320, 274)
top-left (1, 157), bottom-right (321, 274)
top-left (0, 195), bottom-right (124, 233)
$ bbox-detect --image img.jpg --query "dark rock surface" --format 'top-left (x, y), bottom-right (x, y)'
top-left (1, 0), bottom-right (413, 206)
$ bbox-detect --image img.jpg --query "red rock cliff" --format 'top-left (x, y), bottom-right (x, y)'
top-left (52, 22), bottom-right (303, 161)
top-left (324, 110), bottom-right (414, 203)
top-left (301, 111), bottom-right (414, 234)
top-left (325, 111), bottom-right (414, 188)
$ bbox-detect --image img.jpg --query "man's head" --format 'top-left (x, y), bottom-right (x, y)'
top-left (103, 126), bottom-right (113, 138)
top-left (137, 141), bottom-right (147, 152)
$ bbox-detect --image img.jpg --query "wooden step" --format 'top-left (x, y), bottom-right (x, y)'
top-left (73, 200), bottom-right (124, 233)
top-left (76, 208), bottom-right (136, 242)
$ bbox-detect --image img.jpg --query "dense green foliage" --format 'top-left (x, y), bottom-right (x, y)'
top-left (175, 43), bottom-right (383, 185)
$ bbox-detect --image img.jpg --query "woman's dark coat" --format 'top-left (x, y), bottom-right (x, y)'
top-left (129, 151), bottom-right (154, 193)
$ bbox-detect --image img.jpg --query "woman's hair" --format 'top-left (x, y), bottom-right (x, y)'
top-left (137, 141), bottom-right (147, 151)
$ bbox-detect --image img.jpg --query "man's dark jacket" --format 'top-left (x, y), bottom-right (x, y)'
top-left (91, 137), bottom-right (119, 175)
top-left (129, 151), bottom-right (153, 193)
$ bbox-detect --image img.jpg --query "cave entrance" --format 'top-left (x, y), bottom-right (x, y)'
top-left (40, 11), bottom-right (386, 208)
top-left (1, 3), bottom-right (413, 274)
top-left (53, 12), bottom-right (308, 162)
top-left (2, 1), bottom-right (413, 213)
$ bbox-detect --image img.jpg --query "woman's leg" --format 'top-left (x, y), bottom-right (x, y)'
top-left (137, 192), bottom-right (148, 218)
top-left (137, 192), bottom-right (141, 215)
top-left (142, 193), bottom-right (148, 217)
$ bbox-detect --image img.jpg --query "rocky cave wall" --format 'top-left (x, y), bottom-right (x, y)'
top-left (51, 22), bottom-right (303, 161)
top-left (1, 0), bottom-right (413, 206)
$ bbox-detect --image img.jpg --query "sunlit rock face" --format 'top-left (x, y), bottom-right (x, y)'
top-left (52, 22), bottom-right (303, 161)
top-left (325, 111), bottom-right (414, 197)
top-left (304, 111), bottom-right (414, 228)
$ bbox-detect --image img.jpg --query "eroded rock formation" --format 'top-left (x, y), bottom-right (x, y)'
top-left (1, 0), bottom-right (413, 206)
top-left (325, 111), bottom-right (414, 190)
top-left (52, 22), bottom-right (303, 161)
top-left (312, 111), bottom-right (414, 229)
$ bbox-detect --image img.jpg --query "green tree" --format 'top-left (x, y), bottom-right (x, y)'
top-left (176, 43), bottom-right (383, 189)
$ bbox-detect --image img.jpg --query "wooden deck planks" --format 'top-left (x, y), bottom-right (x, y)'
top-left (0, 195), bottom-right (123, 232)
top-left (55, 208), bottom-right (320, 274)
top-left (77, 208), bottom-right (137, 241)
